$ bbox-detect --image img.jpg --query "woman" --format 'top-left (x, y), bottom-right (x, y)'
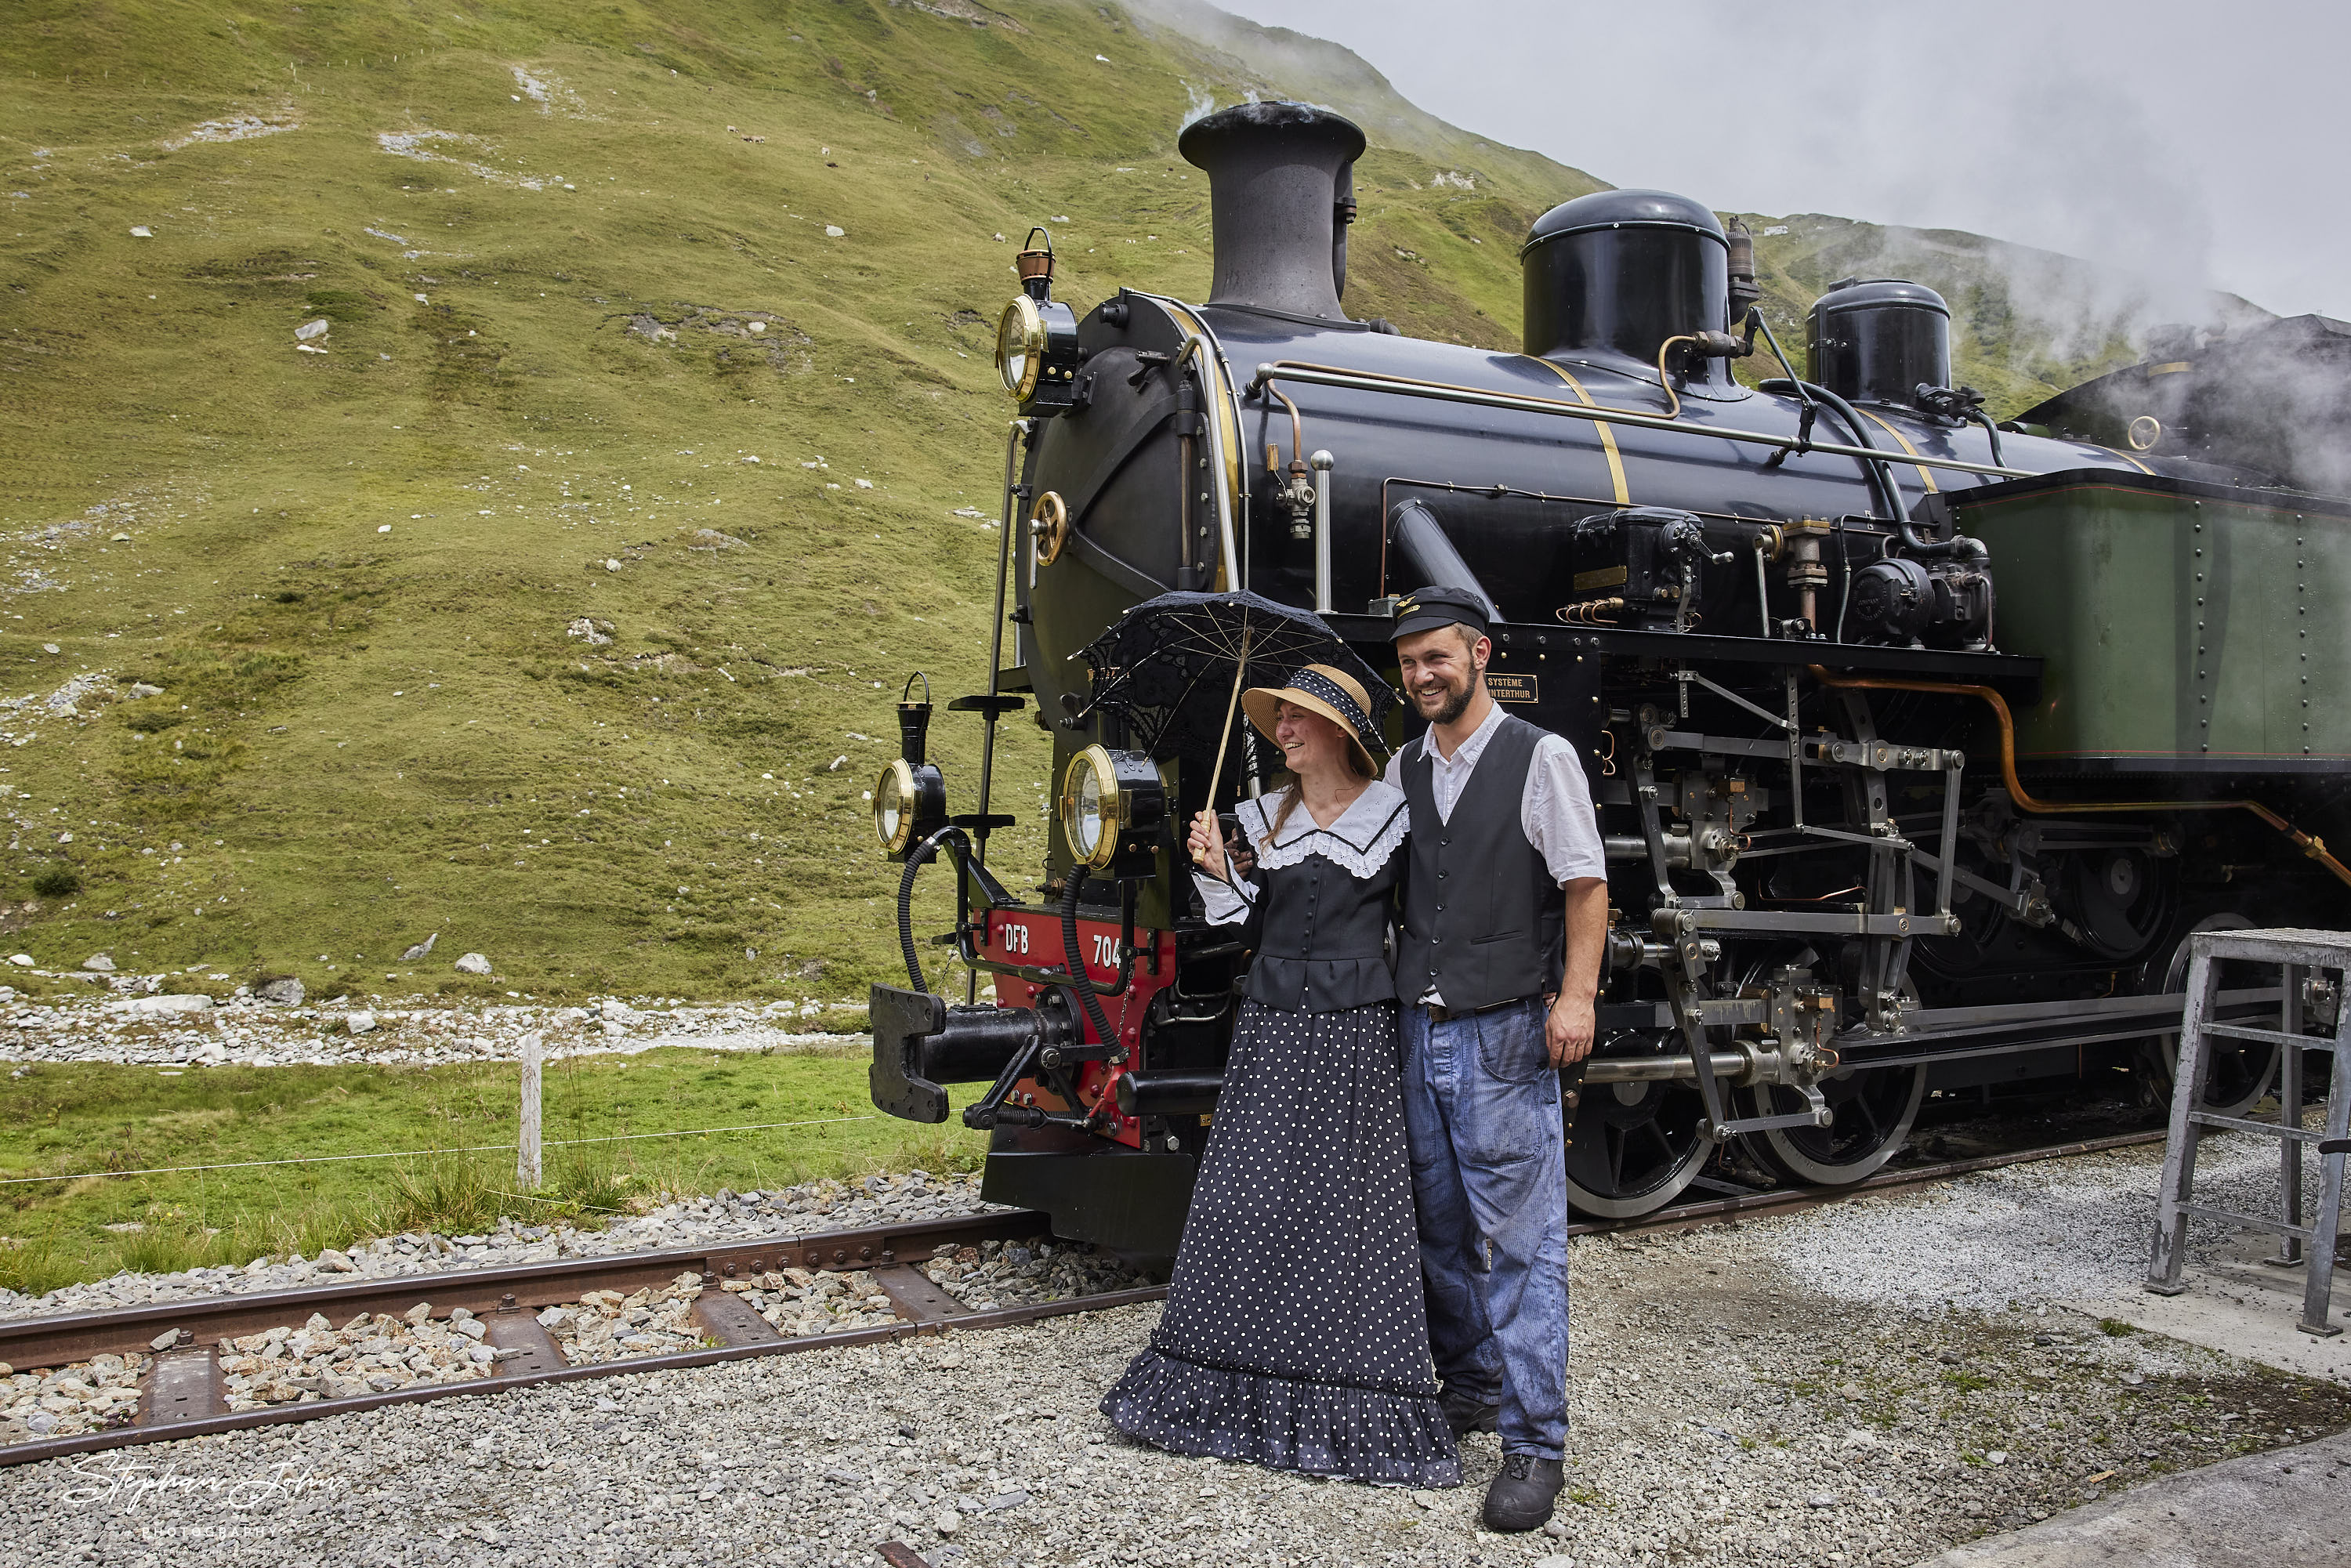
top-left (1100, 664), bottom-right (1459, 1487)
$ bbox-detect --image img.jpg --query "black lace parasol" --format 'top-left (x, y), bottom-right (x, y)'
top-left (1075, 591), bottom-right (1397, 784)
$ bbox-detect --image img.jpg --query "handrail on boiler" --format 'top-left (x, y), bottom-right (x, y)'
top-left (1248, 360), bottom-right (2040, 482)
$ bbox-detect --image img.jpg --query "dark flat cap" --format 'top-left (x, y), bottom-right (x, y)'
top-left (1391, 584), bottom-right (1492, 641)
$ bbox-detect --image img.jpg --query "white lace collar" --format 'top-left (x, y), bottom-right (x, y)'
top-left (1237, 780), bottom-right (1410, 879)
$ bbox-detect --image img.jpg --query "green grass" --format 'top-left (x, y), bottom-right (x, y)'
top-left (0, 0), bottom-right (2186, 1009)
top-left (0, 1046), bottom-right (988, 1295)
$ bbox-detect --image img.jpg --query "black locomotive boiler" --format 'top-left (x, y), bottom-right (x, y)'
top-left (864, 101), bottom-right (2351, 1254)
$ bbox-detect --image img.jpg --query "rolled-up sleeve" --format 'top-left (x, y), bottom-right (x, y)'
top-left (1523, 734), bottom-right (1608, 886)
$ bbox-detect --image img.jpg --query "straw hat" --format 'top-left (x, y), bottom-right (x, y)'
top-left (1241, 664), bottom-right (1383, 778)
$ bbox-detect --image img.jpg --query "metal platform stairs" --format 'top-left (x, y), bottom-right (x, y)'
top-left (2147, 927), bottom-right (2351, 1337)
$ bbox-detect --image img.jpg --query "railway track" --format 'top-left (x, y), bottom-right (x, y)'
top-left (0, 1126), bottom-right (2166, 1470)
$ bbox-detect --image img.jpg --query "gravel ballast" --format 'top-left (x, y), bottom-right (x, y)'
top-left (0, 989), bottom-right (863, 1070)
top-left (0, 1353), bottom-right (147, 1443)
top-left (2, 1132), bottom-right (2345, 1566)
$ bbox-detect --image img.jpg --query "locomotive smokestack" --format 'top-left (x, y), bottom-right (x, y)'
top-left (1179, 101), bottom-right (1367, 321)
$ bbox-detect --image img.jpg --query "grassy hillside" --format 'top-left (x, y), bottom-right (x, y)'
top-left (0, 0), bottom-right (2212, 1007)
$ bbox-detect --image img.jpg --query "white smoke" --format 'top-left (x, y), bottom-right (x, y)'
top-left (1209, 0), bottom-right (2351, 322)
top-left (1776, 49), bottom-right (2239, 364)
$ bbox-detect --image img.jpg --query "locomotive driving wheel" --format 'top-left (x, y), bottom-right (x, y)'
top-left (2146, 912), bottom-right (2279, 1117)
top-left (1560, 1052), bottom-right (1715, 1219)
top-left (1733, 1063), bottom-right (1929, 1186)
top-left (1726, 951), bottom-right (1927, 1186)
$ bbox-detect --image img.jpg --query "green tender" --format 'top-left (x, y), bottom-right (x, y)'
top-left (1954, 472), bottom-right (2351, 772)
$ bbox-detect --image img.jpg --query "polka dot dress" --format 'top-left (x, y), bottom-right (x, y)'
top-left (1100, 998), bottom-right (1462, 1487)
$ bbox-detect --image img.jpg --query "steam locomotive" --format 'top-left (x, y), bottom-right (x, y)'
top-left (864, 100), bottom-right (2351, 1255)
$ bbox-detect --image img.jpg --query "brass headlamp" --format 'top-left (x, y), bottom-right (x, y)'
top-left (874, 755), bottom-right (947, 860)
top-left (1057, 744), bottom-right (1166, 875)
top-left (994, 226), bottom-right (1083, 416)
top-left (996, 294), bottom-right (1047, 402)
top-left (874, 673), bottom-right (948, 860)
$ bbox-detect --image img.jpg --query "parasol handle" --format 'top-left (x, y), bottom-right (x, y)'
top-left (1197, 629), bottom-right (1251, 861)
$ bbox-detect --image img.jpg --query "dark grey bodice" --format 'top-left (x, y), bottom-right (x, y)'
top-left (1204, 786), bottom-right (1409, 1013)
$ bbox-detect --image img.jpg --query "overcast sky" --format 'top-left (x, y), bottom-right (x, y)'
top-left (1216, 0), bottom-right (2342, 322)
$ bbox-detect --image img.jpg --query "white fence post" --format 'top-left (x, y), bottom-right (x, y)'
top-left (518, 1030), bottom-right (543, 1190)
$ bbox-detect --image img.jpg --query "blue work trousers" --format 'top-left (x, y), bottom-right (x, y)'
top-left (1400, 997), bottom-right (1570, 1460)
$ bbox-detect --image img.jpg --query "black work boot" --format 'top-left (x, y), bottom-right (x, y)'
top-left (1482, 1453), bottom-right (1565, 1532)
top-left (1439, 1385), bottom-right (1500, 1438)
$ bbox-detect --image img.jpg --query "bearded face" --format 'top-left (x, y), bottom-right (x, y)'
top-left (1395, 623), bottom-right (1488, 727)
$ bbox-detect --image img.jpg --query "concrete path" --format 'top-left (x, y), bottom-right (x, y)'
top-left (1908, 1429), bottom-right (2351, 1566)
top-left (2065, 1229), bottom-right (2351, 1387)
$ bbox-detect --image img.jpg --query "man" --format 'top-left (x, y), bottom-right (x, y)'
top-left (1384, 585), bottom-right (1608, 1534)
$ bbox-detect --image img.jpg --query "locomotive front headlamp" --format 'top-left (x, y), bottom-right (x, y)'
top-left (996, 295), bottom-right (1046, 401)
top-left (1058, 744), bottom-right (1166, 874)
top-left (994, 292), bottom-right (1084, 415)
top-left (874, 755), bottom-right (947, 860)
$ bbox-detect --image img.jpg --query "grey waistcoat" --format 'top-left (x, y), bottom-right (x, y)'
top-left (1395, 715), bottom-right (1563, 1010)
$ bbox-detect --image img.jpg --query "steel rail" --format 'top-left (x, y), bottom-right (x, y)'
top-left (0, 1128), bottom-right (2172, 1468)
top-left (0, 1211), bottom-right (1049, 1370)
top-left (1566, 1126), bottom-right (2168, 1237)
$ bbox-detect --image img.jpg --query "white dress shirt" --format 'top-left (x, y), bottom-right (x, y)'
top-left (1381, 700), bottom-right (1607, 887)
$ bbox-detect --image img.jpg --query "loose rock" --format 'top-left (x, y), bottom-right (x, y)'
top-left (454, 953), bottom-right (492, 976)
top-left (918, 1237), bottom-right (1140, 1311)
top-left (105, 994), bottom-right (212, 1015)
top-left (0, 1353), bottom-right (147, 1441)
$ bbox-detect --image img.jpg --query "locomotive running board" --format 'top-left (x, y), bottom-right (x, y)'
top-left (1594, 987), bottom-right (2280, 1071)
top-left (1835, 986), bottom-right (2281, 1068)
top-left (1320, 613), bottom-right (2043, 683)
